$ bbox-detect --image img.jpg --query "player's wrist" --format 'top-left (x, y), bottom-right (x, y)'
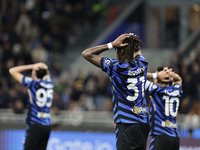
top-left (152, 72), bottom-right (158, 79)
top-left (107, 42), bottom-right (113, 49)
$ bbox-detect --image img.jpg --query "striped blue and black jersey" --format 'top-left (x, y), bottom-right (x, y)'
top-left (22, 76), bottom-right (54, 126)
top-left (145, 81), bottom-right (183, 137)
top-left (100, 55), bottom-right (148, 124)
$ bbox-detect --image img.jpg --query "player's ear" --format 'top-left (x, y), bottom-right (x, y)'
top-left (121, 49), bottom-right (124, 55)
top-left (32, 70), bottom-right (37, 78)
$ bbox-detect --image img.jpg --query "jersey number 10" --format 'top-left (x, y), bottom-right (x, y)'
top-left (163, 96), bottom-right (179, 117)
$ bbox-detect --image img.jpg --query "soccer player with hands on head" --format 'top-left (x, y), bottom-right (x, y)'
top-left (146, 67), bottom-right (182, 150)
top-left (9, 62), bottom-right (54, 150)
top-left (83, 33), bottom-right (149, 150)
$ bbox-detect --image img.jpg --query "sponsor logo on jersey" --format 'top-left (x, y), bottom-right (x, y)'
top-left (128, 67), bottom-right (145, 76)
top-left (164, 90), bottom-right (180, 96)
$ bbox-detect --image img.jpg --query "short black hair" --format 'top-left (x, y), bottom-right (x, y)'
top-left (36, 68), bottom-right (47, 79)
top-left (157, 66), bottom-right (164, 72)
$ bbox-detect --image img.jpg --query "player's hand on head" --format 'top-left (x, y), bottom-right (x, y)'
top-left (112, 33), bottom-right (130, 48)
top-left (33, 62), bottom-right (48, 71)
top-left (158, 70), bottom-right (166, 81)
top-left (169, 69), bottom-right (174, 81)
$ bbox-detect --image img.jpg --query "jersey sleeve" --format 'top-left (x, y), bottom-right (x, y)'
top-left (145, 80), bottom-right (161, 95)
top-left (100, 57), bottom-right (115, 76)
top-left (135, 55), bottom-right (148, 69)
top-left (135, 55), bottom-right (145, 61)
top-left (173, 83), bottom-right (183, 96)
top-left (22, 76), bottom-right (33, 88)
top-left (44, 77), bottom-right (52, 82)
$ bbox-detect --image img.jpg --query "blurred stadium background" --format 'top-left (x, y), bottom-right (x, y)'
top-left (0, 0), bottom-right (200, 149)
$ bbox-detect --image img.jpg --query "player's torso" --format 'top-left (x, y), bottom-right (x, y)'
top-left (111, 61), bottom-right (148, 124)
top-left (26, 80), bottom-right (54, 125)
top-left (150, 86), bottom-right (180, 137)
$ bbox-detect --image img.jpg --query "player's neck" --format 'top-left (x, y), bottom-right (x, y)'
top-left (120, 55), bottom-right (134, 63)
top-left (34, 77), bottom-right (42, 81)
top-left (158, 82), bottom-right (169, 87)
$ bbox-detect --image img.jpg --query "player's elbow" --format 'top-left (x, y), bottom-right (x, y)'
top-left (82, 49), bottom-right (91, 59)
top-left (9, 68), bottom-right (14, 75)
top-left (82, 51), bottom-right (86, 58)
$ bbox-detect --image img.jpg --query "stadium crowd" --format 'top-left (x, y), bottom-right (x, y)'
top-left (170, 45), bottom-right (200, 115)
top-left (0, 0), bottom-right (200, 124)
top-left (0, 0), bottom-right (112, 113)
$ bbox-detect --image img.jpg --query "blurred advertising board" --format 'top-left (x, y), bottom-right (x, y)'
top-left (1, 129), bottom-right (200, 150)
top-left (0, 130), bottom-right (115, 150)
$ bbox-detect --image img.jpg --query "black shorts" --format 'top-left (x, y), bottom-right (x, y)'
top-left (24, 124), bottom-right (52, 150)
top-left (116, 123), bottom-right (149, 150)
top-left (149, 135), bottom-right (180, 150)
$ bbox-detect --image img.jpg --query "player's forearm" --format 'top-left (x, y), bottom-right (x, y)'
top-left (82, 44), bottom-right (112, 67)
top-left (82, 44), bottom-right (109, 58)
top-left (173, 73), bottom-right (182, 85)
top-left (9, 64), bottom-right (34, 75)
top-left (9, 64), bottom-right (34, 84)
top-left (147, 72), bottom-right (158, 80)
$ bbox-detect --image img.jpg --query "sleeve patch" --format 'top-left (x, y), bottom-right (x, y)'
top-left (105, 59), bottom-right (111, 67)
top-left (25, 77), bottom-right (33, 83)
top-left (174, 84), bottom-right (180, 88)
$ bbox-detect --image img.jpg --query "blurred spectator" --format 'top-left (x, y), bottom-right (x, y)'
top-left (0, 83), bottom-right (7, 108)
top-left (183, 102), bottom-right (200, 135)
top-left (7, 87), bottom-right (18, 108)
top-left (61, 87), bottom-right (72, 110)
top-left (13, 99), bottom-right (25, 114)
top-left (170, 43), bottom-right (200, 115)
top-left (51, 91), bottom-right (64, 115)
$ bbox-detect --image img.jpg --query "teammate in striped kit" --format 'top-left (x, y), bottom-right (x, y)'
top-left (146, 67), bottom-right (182, 150)
top-left (9, 62), bottom-right (54, 150)
top-left (82, 33), bottom-right (149, 150)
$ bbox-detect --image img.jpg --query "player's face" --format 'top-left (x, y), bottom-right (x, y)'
top-left (160, 68), bottom-right (172, 83)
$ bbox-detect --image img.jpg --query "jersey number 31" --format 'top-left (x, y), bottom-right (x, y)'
top-left (127, 76), bottom-right (145, 101)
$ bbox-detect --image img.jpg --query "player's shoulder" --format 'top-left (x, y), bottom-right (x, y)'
top-left (23, 76), bottom-right (33, 84)
top-left (135, 55), bottom-right (145, 61)
top-left (134, 55), bottom-right (148, 66)
top-left (173, 83), bottom-right (181, 89)
top-left (103, 57), bottom-right (118, 63)
top-left (40, 79), bottom-right (54, 88)
top-left (102, 57), bottom-right (119, 66)
top-left (148, 81), bottom-right (161, 90)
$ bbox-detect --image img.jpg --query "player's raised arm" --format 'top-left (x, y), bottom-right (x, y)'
top-left (171, 72), bottom-right (182, 86)
top-left (9, 62), bottom-right (48, 84)
top-left (147, 71), bottom-right (168, 82)
top-left (9, 64), bottom-right (34, 84)
top-left (82, 33), bottom-right (130, 67)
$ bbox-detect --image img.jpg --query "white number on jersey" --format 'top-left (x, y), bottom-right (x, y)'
top-left (163, 96), bottom-right (179, 117)
top-left (36, 88), bottom-right (53, 107)
top-left (127, 76), bottom-right (145, 101)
